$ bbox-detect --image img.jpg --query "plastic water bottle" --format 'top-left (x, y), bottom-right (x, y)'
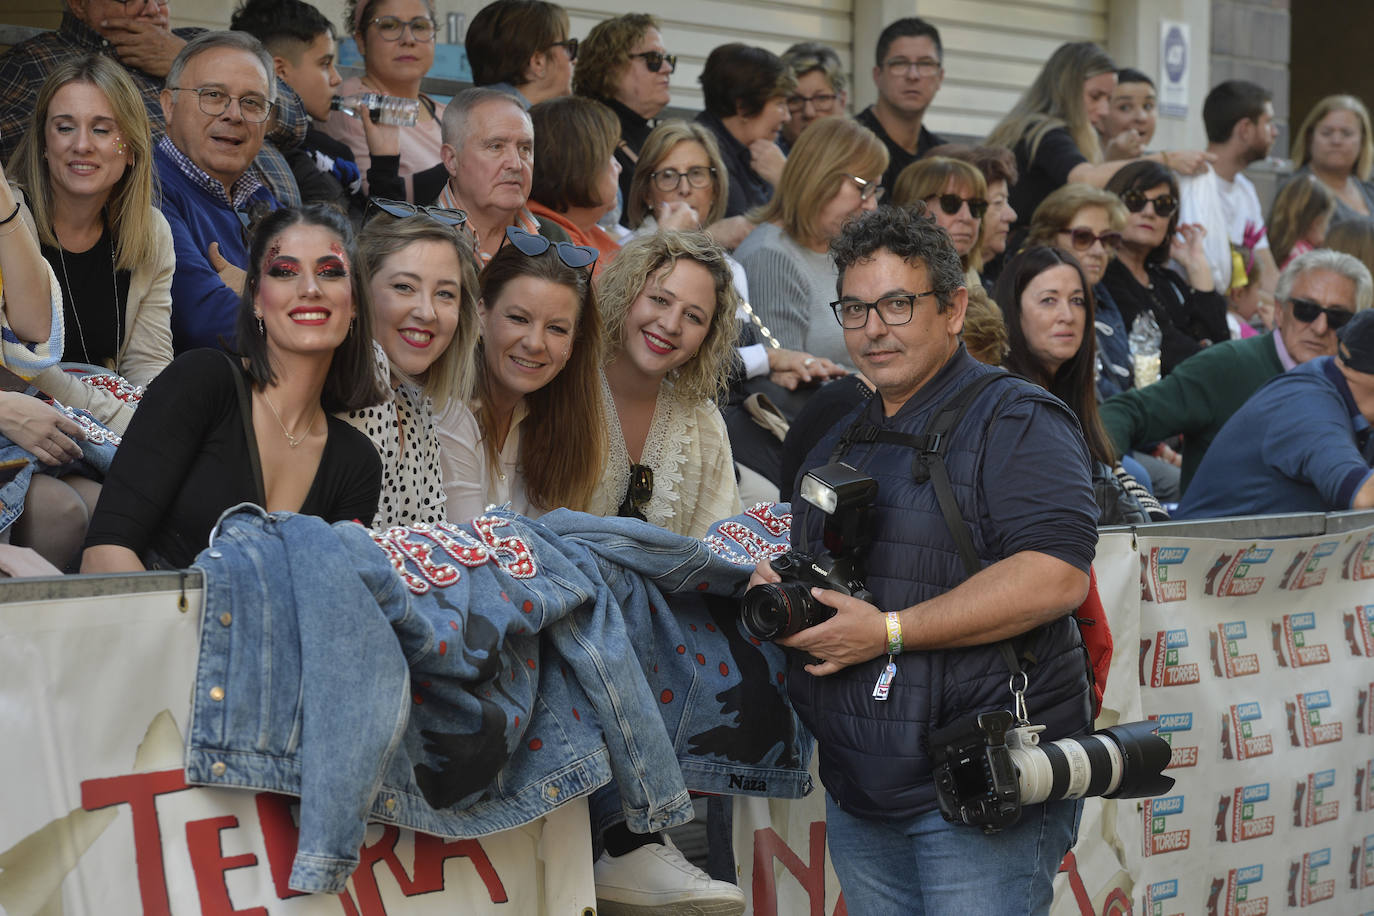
top-left (1128, 311), bottom-right (1162, 387)
top-left (330, 93), bottom-right (419, 127)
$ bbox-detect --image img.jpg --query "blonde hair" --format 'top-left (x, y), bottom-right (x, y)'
top-left (891, 156), bottom-right (988, 271)
top-left (1291, 94), bottom-right (1374, 182)
top-left (597, 231), bottom-right (739, 404)
top-left (985, 42), bottom-right (1116, 168)
top-left (626, 121), bottom-right (729, 229)
top-left (1025, 183), bottom-right (1127, 247)
top-left (357, 214), bottom-right (480, 411)
top-left (1268, 173), bottom-right (1337, 267)
top-left (750, 117), bottom-right (887, 247)
top-left (9, 54), bottom-right (159, 272)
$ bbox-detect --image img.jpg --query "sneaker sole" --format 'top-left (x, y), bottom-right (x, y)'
top-left (595, 901), bottom-right (745, 916)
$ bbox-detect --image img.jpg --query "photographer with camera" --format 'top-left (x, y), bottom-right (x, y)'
top-left (749, 205), bottom-right (1100, 914)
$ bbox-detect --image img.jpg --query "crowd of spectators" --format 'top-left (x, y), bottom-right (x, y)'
top-left (3, 0), bottom-right (1374, 909)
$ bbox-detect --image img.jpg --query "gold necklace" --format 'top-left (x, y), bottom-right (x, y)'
top-left (261, 391), bottom-right (318, 448)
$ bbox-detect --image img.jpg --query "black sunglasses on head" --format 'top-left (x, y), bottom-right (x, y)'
top-left (928, 194), bottom-right (988, 220)
top-left (502, 225), bottom-right (598, 269)
top-left (618, 464), bottom-right (654, 520)
top-left (1289, 296), bottom-right (1354, 329)
top-left (1120, 188), bottom-right (1178, 218)
top-left (368, 197), bottom-right (468, 227)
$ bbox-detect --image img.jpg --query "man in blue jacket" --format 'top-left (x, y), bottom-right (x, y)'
top-left (752, 205), bottom-right (1099, 913)
top-left (155, 31), bottom-right (280, 352)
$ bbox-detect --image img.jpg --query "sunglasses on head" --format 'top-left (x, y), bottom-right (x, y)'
top-left (618, 464), bottom-right (654, 520)
top-left (928, 194), bottom-right (988, 219)
top-left (1119, 188), bottom-right (1178, 217)
top-left (1061, 227), bottom-right (1123, 252)
top-left (368, 198), bottom-right (468, 227)
top-left (502, 225), bottom-right (598, 269)
top-left (1289, 296), bottom-right (1354, 329)
top-left (628, 50), bottom-right (676, 73)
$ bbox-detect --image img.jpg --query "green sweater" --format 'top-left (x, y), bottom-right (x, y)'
top-left (1100, 332), bottom-right (1284, 496)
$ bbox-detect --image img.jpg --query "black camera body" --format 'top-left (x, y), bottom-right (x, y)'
top-left (929, 709), bottom-right (1175, 834)
top-left (739, 549), bottom-right (875, 641)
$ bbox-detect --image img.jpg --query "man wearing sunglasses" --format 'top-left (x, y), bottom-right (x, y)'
top-left (1178, 305), bottom-right (1374, 519)
top-left (751, 206), bottom-right (1098, 912)
top-left (1102, 250), bottom-right (1372, 499)
top-left (855, 18), bottom-right (947, 193)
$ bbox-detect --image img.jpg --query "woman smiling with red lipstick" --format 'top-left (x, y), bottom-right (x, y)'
top-left (589, 231), bottom-right (740, 536)
top-left (82, 206), bottom-right (387, 572)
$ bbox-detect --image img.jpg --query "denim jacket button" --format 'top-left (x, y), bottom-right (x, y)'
top-left (384, 796), bottom-right (397, 811)
top-left (210, 686), bottom-right (225, 702)
top-left (208, 549), bottom-right (223, 558)
top-left (219, 612), bottom-right (232, 626)
top-left (211, 761), bottom-right (227, 776)
top-left (544, 785), bottom-right (559, 799)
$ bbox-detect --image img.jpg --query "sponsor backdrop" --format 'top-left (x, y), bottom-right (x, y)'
top-left (5, 523), bottom-right (1374, 913)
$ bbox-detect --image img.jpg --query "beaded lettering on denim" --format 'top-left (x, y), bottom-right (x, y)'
top-left (369, 516), bottom-right (538, 594)
top-left (77, 373), bottom-right (145, 406)
top-left (58, 406), bottom-right (121, 446)
top-left (702, 502), bottom-right (793, 566)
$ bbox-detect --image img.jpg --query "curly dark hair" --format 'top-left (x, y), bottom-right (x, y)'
top-left (830, 204), bottom-right (966, 314)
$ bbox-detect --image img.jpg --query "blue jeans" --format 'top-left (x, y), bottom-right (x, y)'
top-left (824, 794), bottom-right (1081, 916)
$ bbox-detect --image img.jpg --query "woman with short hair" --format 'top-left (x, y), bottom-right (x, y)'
top-left (527, 96), bottom-right (623, 272)
top-left (779, 41), bottom-right (847, 151)
top-left (465, 0), bottom-right (575, 108)
top-left (1100, 68), bottom-right (1158, 161)
top-left (1288, 95), bottom-right (1374, 225)
top-left (695, 43), bottom-right (797, 217)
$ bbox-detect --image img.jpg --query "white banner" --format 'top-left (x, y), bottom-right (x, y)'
top-left (0, 582), bottom-right (595, 915)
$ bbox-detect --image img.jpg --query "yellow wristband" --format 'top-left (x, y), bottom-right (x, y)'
top-left (885, 611), bottom-right (903, 655)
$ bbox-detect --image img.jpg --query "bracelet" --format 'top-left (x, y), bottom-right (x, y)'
top-left (0, 199), bottom-right (19, 227)
top-left (884, 611), bottom-right (903, 655)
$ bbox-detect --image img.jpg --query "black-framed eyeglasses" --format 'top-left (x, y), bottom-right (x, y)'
top-left (651, 166), bottom-right (716, 192)
top-left (169, 86), bottom-right (273, 123)
top-left (368, 197), bottom-right (467, 227)
top-left (502, 225), bottom-right (598, 270)
top-left (368, 15), bottom-right (437, 42)
top-left (628, 51), bottom-right (676, 73)
top-left (883, 57), bottom-right (941, 77)
top-left (1289, 296), bottom-right (1355, 329)
top-left (845, 173), bottom-right (884, 203)
top-left (927, 194), bottom-right (987, 220)
top-left (1119, 188), bottom-right (1178, 217)
top-left (787, 92), bottom-right (839, 113)
top-left (830, 291), bottom-right (935, 329)
top-left (1060, 227), bottom-right (1123, 252)
top-left (548, 37), bottom-right (578, 61)
top-left (618, 464), bottom-right (654, 520)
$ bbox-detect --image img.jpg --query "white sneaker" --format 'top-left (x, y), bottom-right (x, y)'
top-left (593, 836), bottom-right (746, 915)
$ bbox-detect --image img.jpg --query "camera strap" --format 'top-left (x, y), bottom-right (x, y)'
top-left (829, 370), bottom-right (1029, 691)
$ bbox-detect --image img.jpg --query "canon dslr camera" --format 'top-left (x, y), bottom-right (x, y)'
top-left (928, 710), bottom-right (1175, 833)
top-left (740, 463), bottom-right (877, 641)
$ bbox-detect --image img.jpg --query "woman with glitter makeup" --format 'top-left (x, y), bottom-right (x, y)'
top-left (82, 206), bottom-right (387, 572)
top-left (8, 53), bottom-right (174, 431)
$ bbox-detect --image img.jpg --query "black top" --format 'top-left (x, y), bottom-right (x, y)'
top-left (779, 374), bottom-right (872, 502)
top-left (1009, 126), bottom-right (1087, 234)
top-left (85, 348), bottom-right (382, 568)
top-left (696, 110), bottom-right (772, 219)
top-left (1101, 259), bottom-right (1231, 375)
top-left (602, 96), bottom-right (655, 228)
top-left (855, 106), bottom-right (945, 195)
top-left (41, 225), bottom-right (130, 368)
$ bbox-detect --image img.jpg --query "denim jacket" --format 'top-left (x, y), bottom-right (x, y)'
top-left (0, 404), bottom-right (120, 532)
top-left (186, 503), bottom-right (810, 894)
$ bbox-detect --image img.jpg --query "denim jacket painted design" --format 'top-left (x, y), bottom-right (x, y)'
top-left (186, 503), bottom-right (809, 894)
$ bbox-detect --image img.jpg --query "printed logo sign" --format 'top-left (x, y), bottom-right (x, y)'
top-left (1279, 541), bottom-right (1338, 590)
top-left (1342, 531), bottom-right (1374, 580)
top-left (1346, 605), bottom-right (1374, 657)
top-left (1143, 795), bottom-right (1190, 857)
top-left (1142, 546), bottom-right (1190, 602)
top-left (1143, 878), bottom-right (1183, 916)
top-left (1357, 759), bottom-right (1374, 812)
top-left (1293, 770), bottom-right (1340, 828)
top-left (1271, 612), bottom-right (1331, 667)
top-left (1210, 621), bottom-right (1261, 678)
top-left (1207, 864), bottom-right (1269, 916)
top-left (1203, 547), bottom-right (1272, 597)
top-left (1351, 835), bottom-right (1374, 891)
top-left (1215, 784), bottom-right (1274, 843)
top-left (1360, 682), bottom-right (1374, 735)
top-left (1287, 690), bottom-right (1343, 748)
top-left (1151, 712), bottom-right (1199, 768)
top-left (1287, 848), bottom-right (1335, 907)
top-left (1220, 702), bottom-right (1273, 761)
top-left (1148, 628), bottom-right (1201, 687)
